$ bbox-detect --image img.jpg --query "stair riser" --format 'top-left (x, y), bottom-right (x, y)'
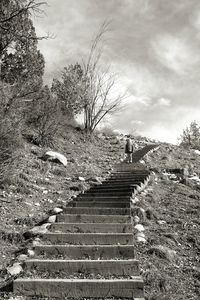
top-left (14, 279), bottom-right (144, 298)
top-left (34, 245), bottom-right (135, 259)
top-left (102, 176), bottom-right (147, 184)
top-left (76, 195), bottom-right (131, 200)
top-left (62, 208), bottom-right (130, 215)
top-left (75, 197), bottom-right (131, 202)
top-left (42, 233), bottom-right (133, 245)
top-left (71, 202), bottom-right (130, 208)
top-left (57, 214), bottom-right (131, 223)
top-left (88, 185), bottom-right (137, 193)
top-left (25, 260), bottom-right (139, 276)
top-left (79, 192), bottom-right (134, 197)
top-left (50, 223), bottom-right (132, 233)
top-left (94, 182), bottom-right (144, 186)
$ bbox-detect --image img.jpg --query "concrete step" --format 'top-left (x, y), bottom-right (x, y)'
top-left (34, 245), bottom-right (135, 259)
top-left (42, 233), bottom-right (133, 245)
top-left (70, 201), bottom-right (130, 208)
top-left (62, 207), bottom-right (130, 215)
top-left (50, 223), bottom-right (132, 233)
top-left (14, 278), bottom-right (144, 298)
top-left (25, 259), bottom-right (139, 276)
top-left (57, 214), bottom-right (131, 223)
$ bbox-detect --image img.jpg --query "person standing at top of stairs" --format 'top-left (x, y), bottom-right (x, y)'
top-left (124, 137), bottom-right (134, 163)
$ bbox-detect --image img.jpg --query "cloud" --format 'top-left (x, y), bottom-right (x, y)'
top-left (156, 97), bottom-right (171, 106)
top-left (151, 34), bottom-right (199, 75)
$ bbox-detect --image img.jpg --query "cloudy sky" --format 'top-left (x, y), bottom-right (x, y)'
top-left (34, 0), bottom-right (200, 143)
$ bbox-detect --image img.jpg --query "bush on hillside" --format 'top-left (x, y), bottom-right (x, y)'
top-left (25, 86), bottom-right (61, 147)
top-left (180, 121), bottom-right (200, 149)
top-left (0, 117), bottom-right (23, 185)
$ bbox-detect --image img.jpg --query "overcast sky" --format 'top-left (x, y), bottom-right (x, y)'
top-left (34, 0), bottom-right (200, 143)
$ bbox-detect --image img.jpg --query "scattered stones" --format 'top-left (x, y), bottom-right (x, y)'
top-left (48, 215), bottom-right (57, 223)
top-left (7, 262), bottom-right (23, 276)
top-left (134, 224), bottom-right (145, 232)
top-left (43, 151), bottom-right (68, 166)
top-left (53, 207), bottom-right (63, 214)
top-left (132, 206), bottom-right (146, 222)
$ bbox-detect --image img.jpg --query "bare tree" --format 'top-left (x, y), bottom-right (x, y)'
top-left (82, 22), bottom-right (127, 132)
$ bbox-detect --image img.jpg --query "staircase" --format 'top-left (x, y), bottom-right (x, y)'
top-left (14, 144), bottom-right (156, 299)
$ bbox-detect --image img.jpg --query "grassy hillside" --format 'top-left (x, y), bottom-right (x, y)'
top-left (0, 132), bottom-right (199, 300)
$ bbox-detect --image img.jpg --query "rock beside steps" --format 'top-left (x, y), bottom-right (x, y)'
top-left (14, 145), bottom-right (156, 299)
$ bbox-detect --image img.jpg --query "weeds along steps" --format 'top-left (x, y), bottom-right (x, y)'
top-left (8, 144), bottom-right (157, 299)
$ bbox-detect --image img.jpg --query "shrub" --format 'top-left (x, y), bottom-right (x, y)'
top-left (180, 121), bottom-right (200, 149)
top-left (0, 117), bottom-right (23, 185)
top-left (25, 86), bottom-right (61, 147)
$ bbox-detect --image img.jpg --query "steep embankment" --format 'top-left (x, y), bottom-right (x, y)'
top-left (134, 144), bottom-right (200, 300)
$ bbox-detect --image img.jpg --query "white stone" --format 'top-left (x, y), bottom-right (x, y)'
top-left (30, 223), bottom-right (50, 235)
top-left (18, 254), bottom-right (28, 261)
top-left (136, 236), bottom-right (146, 243)
top-left (41, 223), bottom-right (51, 229)
top-left (32, 238), bottom-right (41, 246)
top-left (194, 149), bottom-right (200, 155)
top-left (133, 216), bottom-right (140, 224)
top-left (45, 151), bottom-right (67, 166)
top-left (134, 224), bottom-right (145, 232)
top-left (157, 220), bottom-right (167, 225)
top-left (53, 207), bottom-right (63, 214)
top-left (78, 176), bottom-right (85, 181)
top-left (7, 263), bottom-right (23, 276)
top-left (131, 197), bottom-right (139, 204)
top-left (27, 249), bottom-right (35, 257)
top-left (48, 215), bottom-right (57, 223)
top-left (43, 190), bottom-right (48, 194)
top-left (35, 202), bottom-right (40, 206)
top-left (136, 232), bottom-right (145, 239)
